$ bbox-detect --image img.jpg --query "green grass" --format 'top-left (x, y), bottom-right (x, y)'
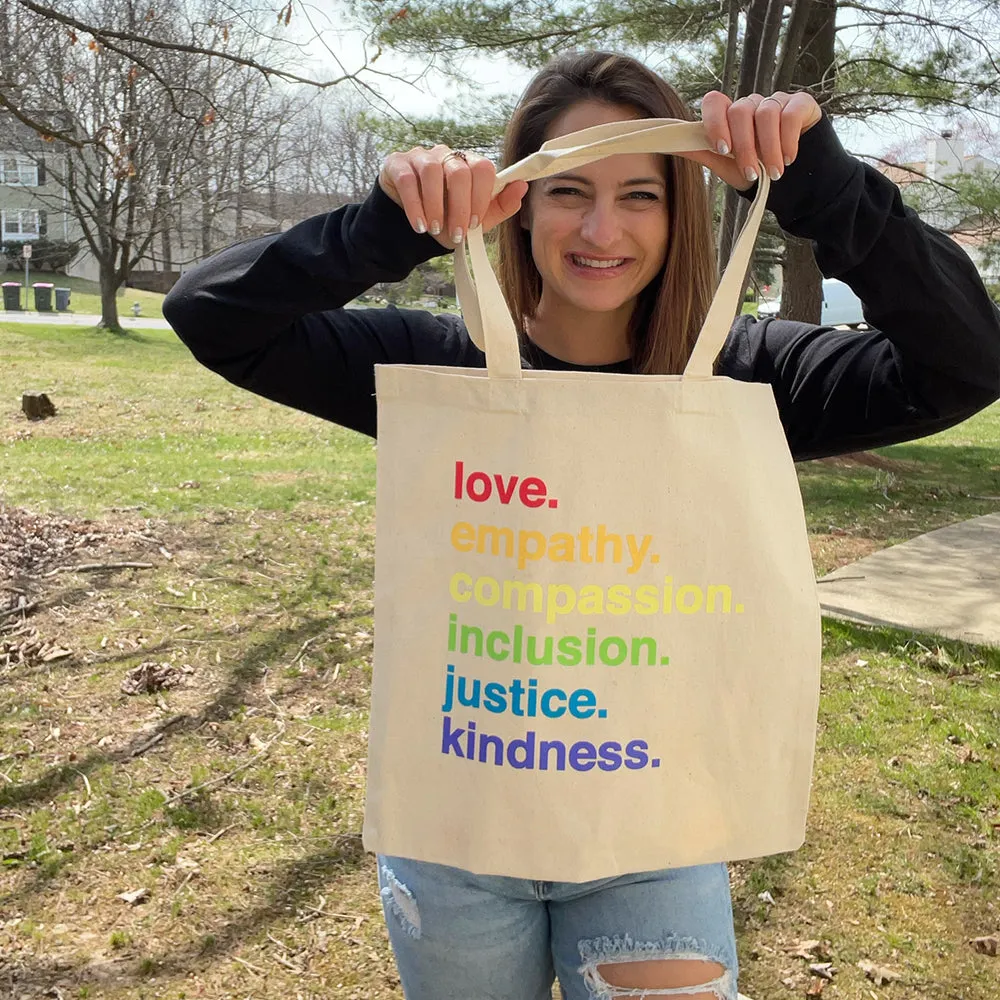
top-left (1, 322), bottom-right (999, 999)
top-left (0, 269), bottom-right (166, 319)
top-left (798, 404), bottom-right (1000, 544)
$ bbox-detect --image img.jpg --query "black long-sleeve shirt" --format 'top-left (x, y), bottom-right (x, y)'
top-left (163, 116), bottom-right (1000, 461)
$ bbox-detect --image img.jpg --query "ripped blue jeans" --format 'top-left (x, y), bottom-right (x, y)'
top-left (378, 855), bottom-right (738, 999)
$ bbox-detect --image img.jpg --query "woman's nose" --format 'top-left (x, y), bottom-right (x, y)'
top-left (579, 202), bottom-right (621, 248)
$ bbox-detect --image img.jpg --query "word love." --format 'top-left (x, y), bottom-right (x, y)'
top-left (453, 461), bottom-right (558, 509)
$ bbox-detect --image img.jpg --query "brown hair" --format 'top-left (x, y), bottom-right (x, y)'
top-left (497, 51), bottom-right (717, 374)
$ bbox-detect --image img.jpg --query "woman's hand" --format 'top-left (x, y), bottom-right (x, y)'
top-left (685, 91), bottom-right (823, 191)
top-left (379, 145), bottom-right (529, 250)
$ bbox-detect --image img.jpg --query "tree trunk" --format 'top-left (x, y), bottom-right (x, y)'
top-left (718, 0), bottom-right (772, 272)
top-left (779, 0), bottom-right (835, 322)
top-left (98, 260), bottom-right (122, 331)
top-left (781, 235), bottom-right (823, 319)
top-left (774, 0), bottom-right (814, 93)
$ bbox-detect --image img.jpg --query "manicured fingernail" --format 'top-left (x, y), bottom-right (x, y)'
top-left (429, 220), bottom-right (441, 235)
top-left (744, 166), bottom-right (758, 184)
top-left (452, 228), bottom-right (464, 244)
top-left (768, 166), bottom-right (782, 181)
top-left (470, 215), bottom-right (480, 230)
top-left (717, 140), bottom-right (730, 156)
top-left (415, 218), bottom-right (426, 234)
top-left (784, 155), bottom-right (792, 167)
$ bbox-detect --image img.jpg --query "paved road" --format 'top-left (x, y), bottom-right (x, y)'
top-left (1, 311), bottom-right (173, 329)
top-left (818, 513), bottom-right (1000, 646)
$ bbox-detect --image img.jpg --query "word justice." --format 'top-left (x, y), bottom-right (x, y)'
top-left (441, 664), bottom-right (606, 719)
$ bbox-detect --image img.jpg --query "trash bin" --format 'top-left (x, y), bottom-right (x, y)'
top-left (32, 282), bottom-right (54, 312)
top-left (55, 287), bottom-right (71, 312)
top-left (2, 282), bottom-right (21, 310)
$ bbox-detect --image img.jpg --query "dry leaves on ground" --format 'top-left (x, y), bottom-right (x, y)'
top-left (857, 959), bottom-right (902, 985)
top-left (120, 660), bottom-right (190, 695)
top-left (969, 935), bottom-right (999, 956)
top-left (0, 502), bottom-right (163, 615)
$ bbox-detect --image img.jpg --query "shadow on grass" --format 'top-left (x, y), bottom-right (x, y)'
top-left (0, 609), bottom-right (359, 817)
top-left (797, 442), bottom-right (1000, 539)
top-left (822, 618), bottom-right (1000, 672)
top-left (3, 836), bottom-right (368, 995)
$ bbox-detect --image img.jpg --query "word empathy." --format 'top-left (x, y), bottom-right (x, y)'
top-left (451, 521), bottom-right (655, 573)
top-left (441, 717), bottom-right (660, 771)
top-left (453, 461), bottom-right (558, 509)
top-left (448, 615), bottom-right (670, 667)
top-left (450, 573), bottom-right (744, 624)
top-left (441, 664), bottom-right (607, 718)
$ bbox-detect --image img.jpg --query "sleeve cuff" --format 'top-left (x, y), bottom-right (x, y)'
top-left (737, 113), bottom-right (860, 230)
top-left (353, 181), bottom-right (454, 267)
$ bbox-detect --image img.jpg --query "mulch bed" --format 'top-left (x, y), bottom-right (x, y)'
top-left (0, 502), bottom-right (163, 618)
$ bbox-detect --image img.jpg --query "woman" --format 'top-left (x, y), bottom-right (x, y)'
top-left (164, 51), bottom-right (1000, 1000)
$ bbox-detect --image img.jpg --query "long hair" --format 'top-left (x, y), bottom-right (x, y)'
top-left (497, 51), bottom-right (717, 374)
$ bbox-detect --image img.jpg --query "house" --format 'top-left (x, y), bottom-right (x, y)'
top-left (879, 132), bottom-right (1000, 283)
top-left (0, 117), bottom-right (81, 267)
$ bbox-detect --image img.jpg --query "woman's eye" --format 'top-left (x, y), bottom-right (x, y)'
top-left (626, 191), bottom-right (659, 202)
top-left (549, 186), bottom-right (585, 197)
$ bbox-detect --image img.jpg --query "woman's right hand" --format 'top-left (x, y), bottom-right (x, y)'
top-left (379, 145), bottom-right (529, 250)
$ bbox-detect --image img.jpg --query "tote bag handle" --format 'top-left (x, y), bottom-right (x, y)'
top-left (454, 118), bottom-right (770, 379)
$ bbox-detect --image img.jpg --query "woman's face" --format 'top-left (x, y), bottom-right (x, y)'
top-left (527, 100), bottom-right (670, 317)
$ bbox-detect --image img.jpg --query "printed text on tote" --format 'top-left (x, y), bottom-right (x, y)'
top-left (454, 460), bottom-right (559, 508)
top-left (435, 460), bottom-right (748, 773)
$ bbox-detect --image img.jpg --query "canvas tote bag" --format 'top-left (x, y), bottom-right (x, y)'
top-left (364, 119), bottom-right (822, 882)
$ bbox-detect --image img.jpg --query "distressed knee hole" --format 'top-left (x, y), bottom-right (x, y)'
top-left (579, 937), bottom-right (733, 998)
top-left (379, 864), bottom-right (422, 939)
top-left (597, 958), bottom-right (725, 996)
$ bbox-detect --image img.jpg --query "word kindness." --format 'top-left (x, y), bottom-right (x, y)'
top-left (441, 717), bottom-right (660, 771)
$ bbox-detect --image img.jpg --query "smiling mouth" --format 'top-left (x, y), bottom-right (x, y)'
top-left (569, 254), bottom-right (629, 269)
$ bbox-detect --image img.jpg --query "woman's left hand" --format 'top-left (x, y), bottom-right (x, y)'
top-left (684, 90), bottom-right (823, 191)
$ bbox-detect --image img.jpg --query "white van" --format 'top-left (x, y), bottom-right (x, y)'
top-left (755, 278), bottom-right (867, 327)
top-left (821, 278), bottom-right (866, 327)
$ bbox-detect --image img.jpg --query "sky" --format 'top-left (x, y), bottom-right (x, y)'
top-left (285, 1), bottom-right (996, 164)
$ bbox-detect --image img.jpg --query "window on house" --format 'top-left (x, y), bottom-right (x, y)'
top-left (2, 210), bottom-right (41, 239)
top-left (1, 157), bottom-right (39, 186)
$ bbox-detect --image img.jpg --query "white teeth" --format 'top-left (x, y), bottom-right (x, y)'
top-left (571, 255), bottom-right (625, 269)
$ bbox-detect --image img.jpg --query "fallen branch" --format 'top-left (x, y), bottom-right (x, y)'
top-left (128, 732), bottom-right (164, 757)
top-left (0, 601), bottom-right (39, 621)
top-left (233, 957), bottom-right (267, 976)
top-left (43, 561), bottom-right (154, 578)
top-left (153, 603), bottom-right (209, 613)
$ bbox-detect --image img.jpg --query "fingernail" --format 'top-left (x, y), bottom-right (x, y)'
top-left (768, 166), bottom-right (782, 181)
top-left (717, 140), bottom-right (730, 156)
top-left (415, 218), bottom-right (426, 234)
top-left (744, 166), bottom-right (758, 184)
top-left (452, 227), bottom-right (463, 244)
top-left (784, 155), bottom-right (792, 167)
top-left (429, 220), bottom-right (441, 235)
top-left (470, 215), bottom-right (480, 230)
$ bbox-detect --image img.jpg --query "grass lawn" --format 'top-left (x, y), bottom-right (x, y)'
top-left (0, 270), bottom-right (167, 319)
top-left (1, 321), bottom-right (998, 999)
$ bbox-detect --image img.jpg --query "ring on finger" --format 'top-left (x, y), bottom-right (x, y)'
top-left (443, 149), bottom-right (469, 163)
top-left (757, 97), bottom-right (784, 109)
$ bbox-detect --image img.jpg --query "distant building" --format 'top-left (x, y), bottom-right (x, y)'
top-left (0, 117), bottom-right (80, 261)
top-left (879, 132), bottom-right (999, 283)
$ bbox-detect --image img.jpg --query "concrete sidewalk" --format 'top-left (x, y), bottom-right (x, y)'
top-left (1, 310), bottom-right (173, 329)
top-left (818, 513), bottom-right (1000, 646)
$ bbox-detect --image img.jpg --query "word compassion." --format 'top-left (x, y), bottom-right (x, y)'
top-left (453, 461), bottom-right (559, 509)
